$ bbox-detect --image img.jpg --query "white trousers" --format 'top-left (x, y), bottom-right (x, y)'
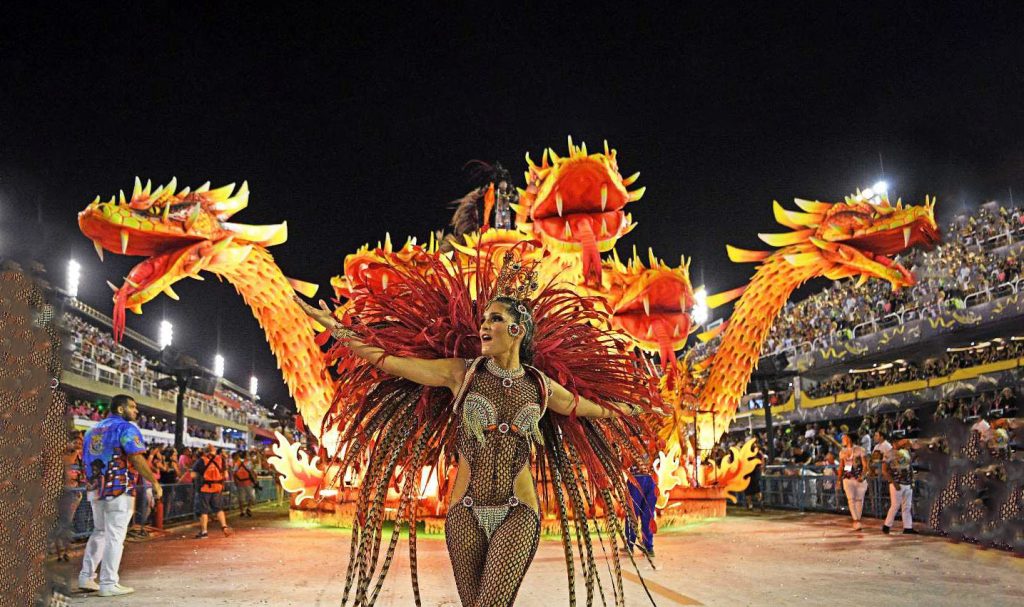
top-left (842, 478), bottom-right (867, 520)
top-left (884, 483), bottom-right (913, 529)
top-left (79, 491), bottom-right (134, 590)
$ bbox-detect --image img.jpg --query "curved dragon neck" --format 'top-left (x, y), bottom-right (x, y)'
top-left (697, 251), bottom-right (818, 443)
top-left (219, 247), bottom-right (334, 435)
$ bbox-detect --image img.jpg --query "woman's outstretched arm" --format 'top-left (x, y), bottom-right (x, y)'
top-left (545, 377), bottom-right (640, 418)
top-left (294, 296), bottom-right (466, 392)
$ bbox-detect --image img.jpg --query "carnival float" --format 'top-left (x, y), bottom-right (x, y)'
top-left (78, 137), bottom-right (940, 530)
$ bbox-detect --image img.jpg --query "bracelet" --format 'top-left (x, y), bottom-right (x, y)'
top-left (330, 325), bottom-right (360, 342)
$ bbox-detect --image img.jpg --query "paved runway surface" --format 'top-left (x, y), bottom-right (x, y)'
top-left (50, 505), bottom-right (1024, 606)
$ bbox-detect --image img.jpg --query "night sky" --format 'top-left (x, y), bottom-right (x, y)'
top-left (3, 4), bottom-right (1023, 410)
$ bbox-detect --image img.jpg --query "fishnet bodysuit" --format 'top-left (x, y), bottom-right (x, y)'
top-left (445, 361), bottom-right (545, 607)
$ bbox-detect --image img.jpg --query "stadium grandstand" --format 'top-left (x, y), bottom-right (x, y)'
top-left (61, 299), bottom-right (299, 452)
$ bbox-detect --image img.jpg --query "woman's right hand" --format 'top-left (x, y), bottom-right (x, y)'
top-left (293, 295), bottom-right (338, 331)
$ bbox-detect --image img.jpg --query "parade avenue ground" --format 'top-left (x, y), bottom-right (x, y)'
top-left (49, 505), bottom-right (1023, 607)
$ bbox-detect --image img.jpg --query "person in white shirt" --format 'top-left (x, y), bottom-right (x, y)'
top-left (837, 432), bottom-right (870, 531)
top-left (872, 430), bottom-right (893, 462)
top-left (882, 447), bottom-right (918, 535)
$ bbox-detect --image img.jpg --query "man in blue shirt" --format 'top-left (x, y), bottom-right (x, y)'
top-left (77, 395), bottom-right (162, 598)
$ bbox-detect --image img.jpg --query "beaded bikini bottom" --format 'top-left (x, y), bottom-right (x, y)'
top-left (460, 495), bottom-right (536, 540)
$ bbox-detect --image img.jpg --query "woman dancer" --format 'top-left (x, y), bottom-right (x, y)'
top-left (297, 250), bottom-right (659, 607)
top-left (837, 432), bottom-right (870, 531)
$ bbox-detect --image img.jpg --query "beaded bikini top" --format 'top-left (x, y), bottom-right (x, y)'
top-left (455, 357), bottom-right (551, 447)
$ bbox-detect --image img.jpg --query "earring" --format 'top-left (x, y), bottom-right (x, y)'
top-left (508, 323), bottom-right (521, 337)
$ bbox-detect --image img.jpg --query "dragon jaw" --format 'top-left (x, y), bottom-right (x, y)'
top-left (516, 137), bottom-right (644, 285)
top-left (78, 177), bottom-right (287, 338)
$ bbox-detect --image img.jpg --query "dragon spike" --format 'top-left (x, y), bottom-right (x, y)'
top-left (726, 245), bottom-right (771, 263)
top-left (566, 135), bottom-right (574, 154)
top-left (706, 285), bottom-right (747, 309)
top-left (185, 203), bottom-right (201, 231)
top-left (622, 171), bottom-right (641, 187)
top-left (548, 147), bottom-right (561, 163)
top-left (793, 198), bottom-right (832, 213)
top-left (384, 232), bottom-right (393, 251)
top-left (118, 190), bottom-right (126, 205)
top-left (163, 285), bottom-right (180, 301)
top-left (508, 202), bottom-right (526, 216)
top-left (91, 195), bottom-right (101, 206)
top-left (579, 140), bottom-right (587, 156)
top-left (143, 179), bottom-right (152, 197)
top-left (207, 182), bottom-right (236, 201)
top-left (163, 201), bottom-right (171, 221)
top-left (648, 247), bottom-right (659, 268)
top-left (221, 221), bottom-right (288, 247)
top-left (133, 177), bottom-right (142, 199)
top-left (211, 180), bottom-right (249, 219)
top-left (757, 229), bottom-right (814, 248)
top-left (773, 200), bottom-right (822, 229)
top-left (196, 181), bottom-right (211, 193)
top-left (603, 139), bottom-right (610, 156)
top-left (177, 186), bottom-right (190, 197)
top-left (697, 321), bottom-right (728, 343)
top-left (809, 236), bottom-right (838, 251)
top-left (287, 277), bottom-right (319, 298)
top-left (783, 252), bottom-right (824, 267)
top-left (628, 186), bottom-right (646, 202)
top-left (106, 280), bottom-right (118, 292)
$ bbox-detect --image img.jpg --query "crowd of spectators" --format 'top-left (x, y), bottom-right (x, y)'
top-left (64, 312), bottom-right (273, 428)
top-left (804, 339), bottom-right (1024, 398)
top-left (760, 205), bottom-right (1023, 357)
top-left (725, 385), bottom-right (1019, 472)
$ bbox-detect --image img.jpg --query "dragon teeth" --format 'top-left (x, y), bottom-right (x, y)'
top-left (93, 240), bottom-right (104, 262)
top-left (120, 229), bottom-right (129, 254)
top-left (903, 227), bottom-right (911, 248)
top-left (601, 184), bottom-right (608, 211)
top-left (555, 192), bottom-right (564, 217)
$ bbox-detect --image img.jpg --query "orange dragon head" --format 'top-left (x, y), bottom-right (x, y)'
top-left (330, 233), bottom-right (437, 301)
top-left (78, 177), bottom-right (297, 339)
top-left (728, 192), bottom-right (941, 292)
top-left (516, 137), bottom-right (644, 286)
top-left (598, 247), bottom-right (695, 367)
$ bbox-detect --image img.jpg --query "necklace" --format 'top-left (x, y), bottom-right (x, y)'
top-left (486, 358), bottom-right (524, 389)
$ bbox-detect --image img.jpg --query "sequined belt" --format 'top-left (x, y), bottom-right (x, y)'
top-left (460, 495), bottom-right (522, 540)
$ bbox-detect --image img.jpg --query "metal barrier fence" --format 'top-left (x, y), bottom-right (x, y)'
top-left (739, 471), bottom-right (931, 520)
top-left (64, 477), bottom-right (281, 540)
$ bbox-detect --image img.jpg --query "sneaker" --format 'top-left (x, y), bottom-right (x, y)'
top-left (97, 584), bottom-right (134, 597)
top-left (195, 531), bottom-right (209, 539)
top-left (882, 525), bottom-right (890, 534)
top-left (77, 578), bottom-right (99, 592)
top-left (222, 526), bottom-right (233, 537)
top-left (902, 528), bottom-right (919, 535)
